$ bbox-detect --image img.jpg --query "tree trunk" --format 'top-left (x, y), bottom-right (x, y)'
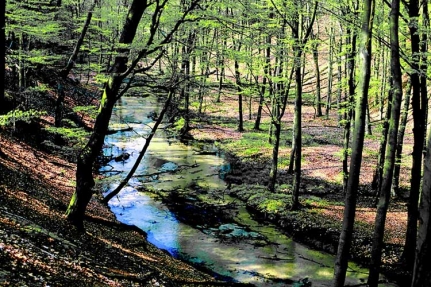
top-left (336, 40), bottom-right (343, 125)
top-left (54, 83), bottom-right (65, 127)
top-left (254, 34), bottom-right (271, 130)
top-left (325, 27), bottom-right (334, 119)
top-left (290, 0), bottom-right (317, 210)
top-left (341, 27), bottom-right (357, 194)
top-left (235, 56), bottom-right (244, 132)
top-left (410, 126), bottom-right (431, 287)
top-left (1, 0), bottom-right (5, 110)
top-left (268, 120), bottom-right (281, 192)
top-left (65, 0), bottom-right (147, 228)
top-left (333, 0), bottom-right (374, 285)
top-left (103, 91), bottom-right (173, 203)
top-left (392, 80), bottom-right (411, 196)
top-left (312, 34), bottom-right (323, 117)
top-left (61, 0), bottom-right (96, 78)
top-left (368, 0), bottom-right (402, 283)
top-left (402, 0), bottom-right (426, 271)
top-left (371, 81), bottom-right (392, 192)
top-left (291, 35), bottom-right (302, 210)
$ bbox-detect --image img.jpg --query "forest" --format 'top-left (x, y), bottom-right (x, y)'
top-left (1, 0), bottom-right (431, 286)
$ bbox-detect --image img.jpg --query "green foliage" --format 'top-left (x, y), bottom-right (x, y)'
top-left (174, 117), bottom-right (186, 132)
top-left (303, 196), bottom-right (338, 208)
top-left (44, 126), bottom-right (89, 146)
top-left (73, 106), bottom-right (99, 119)
top-left (0, 109), bottom-right (46, 126)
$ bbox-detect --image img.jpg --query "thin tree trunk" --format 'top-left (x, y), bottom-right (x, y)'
top-left (342, 27), bottom-right (357, 194)
top-left (1, 0), bottom-right (5, 110)
top-left (326, 27), bottom-right (334, 119)
top-left (234, 46), bottom-right (244, 132)
top-left (291, 0), bottom-right (317, 209)
top-left (333, 0), bottom-right (373, 285)
top-left (312, 34), bottom-right (322, 117)
top-left (371, 81), bottom-right (392, 192)
top-left (103, 91), bottom-right (173, 203)
top-left (254, 33), bottom-right (271, 130)
top-left (336, 40), bottom-right (343, 125)
top-left (61, 0), bottom-right (96, 78)
top-left (392, 80), bottom-right (411, 196)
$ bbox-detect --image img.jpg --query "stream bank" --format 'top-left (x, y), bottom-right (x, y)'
top-left (100, 96), bottom-right (399, 287)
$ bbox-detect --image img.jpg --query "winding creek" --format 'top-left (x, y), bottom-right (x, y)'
top-left (99, 96), bottom-right (397, 287)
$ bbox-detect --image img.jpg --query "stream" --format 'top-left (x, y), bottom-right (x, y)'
top-left (100, 96), bottom-right (397, 287)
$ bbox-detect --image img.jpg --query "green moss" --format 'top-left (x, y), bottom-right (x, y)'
top-left (259, 199), bottom-right (285, 213)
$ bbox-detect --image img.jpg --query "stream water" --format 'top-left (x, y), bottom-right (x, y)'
top-left (100, 96), bottom-right (397, 287)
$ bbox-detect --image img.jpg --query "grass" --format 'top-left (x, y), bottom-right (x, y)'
top-left (224, 130), bottom-right (272, 159)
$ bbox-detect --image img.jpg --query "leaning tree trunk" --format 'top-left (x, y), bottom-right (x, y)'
top-left (368, 0), bottom-right (403, 283)
top-left (61, 0), bottom-right (96, 78)
top-left (254, 33), bottom-right (271, 130)
top-left (65, 0), bottom-right (147, 228)
top-left (103, 91), bottom-right (173, 203)
top-left (333, 0), bottom-right (374, 285)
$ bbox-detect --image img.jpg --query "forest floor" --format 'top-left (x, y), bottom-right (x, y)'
top-left (0, 73), bottom-right (412, 286)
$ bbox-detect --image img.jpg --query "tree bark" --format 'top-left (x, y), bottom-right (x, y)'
top-left (392, 79), bottom-right (411, 196)
top-left (290, 0), bottom-right (317, 210)
top-left (234, 48), bottom-right (244, 132)
top-left (368, 0), bottom-right (403, 283)
top-left (402, 0), bottom-right (426, 270)
top-left (311, 33), bottom-right (323, 117)
top-left (410, 126), bottom-right (431, 287)
top-left (341, 26), bottom-right (357, 194)
top-left (325, 27), bottom-right (334, 119)
top-left (1, 0), bottom-right (5, 110)
top-left (371, 80), bottom-right (392, 193)
top-left (333, 0), bottom-right (374, 285)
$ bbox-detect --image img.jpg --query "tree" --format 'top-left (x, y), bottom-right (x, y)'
top-left (288, 0), bottom-right (317, 210)
top-left (1, 0), bottom-right (5, 110)
top-left (410, 125), bottom-right (431, 287)
top-left (65, 0), bottom-right (202, 228)
top-left (402, 0), bottom-right (428, 270)
top-left (333, 0), bottom-right (374, 285)
top-left (368, 0), bottom-right (403, 283)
